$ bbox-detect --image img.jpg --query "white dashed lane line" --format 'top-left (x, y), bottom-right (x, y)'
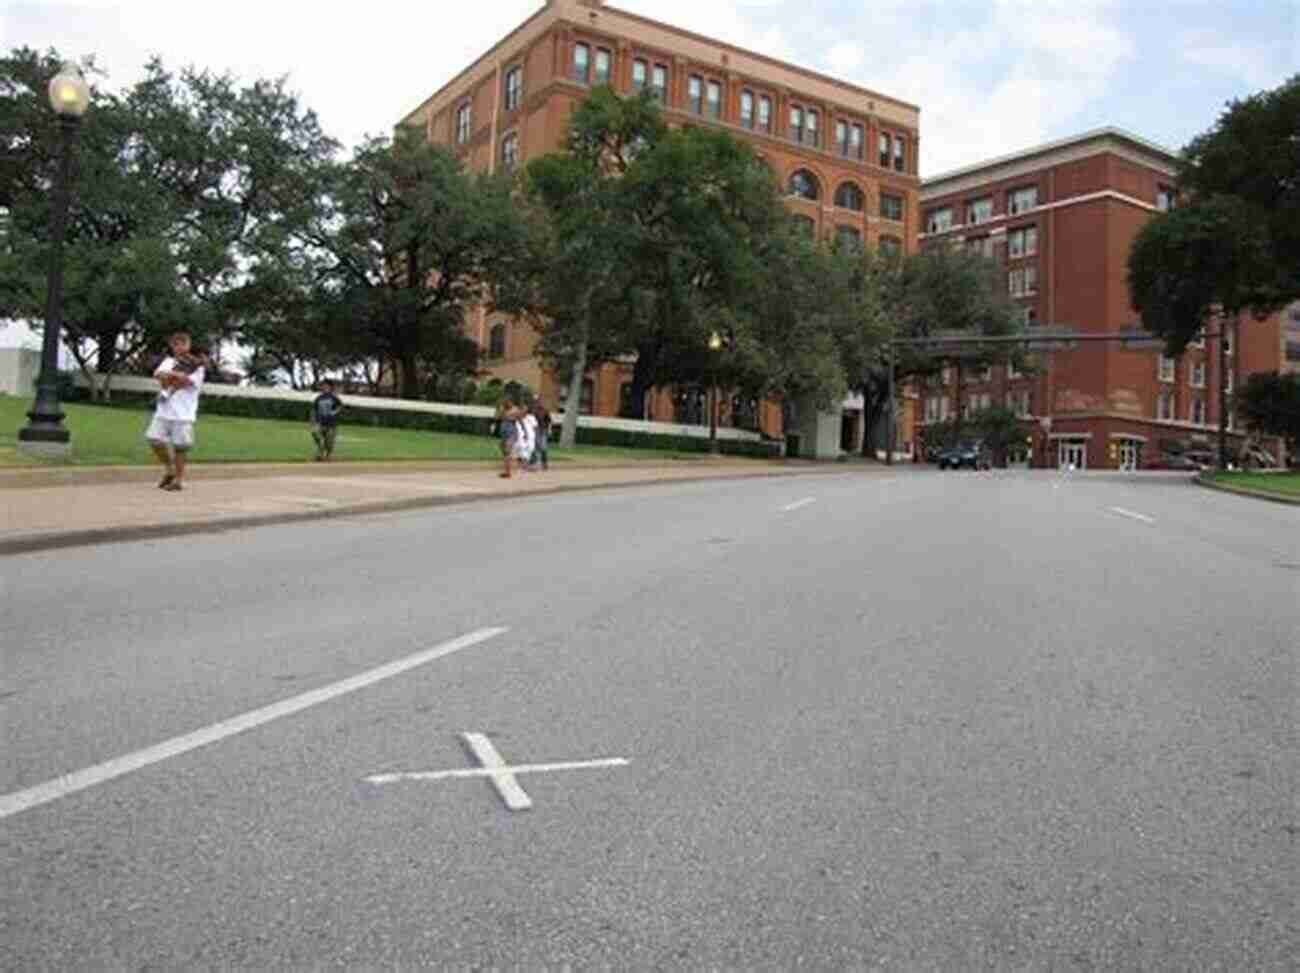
top-left (782, 498), bottom-right (817, 512)
top-left (1107, 506), bottom-right (1156, 525)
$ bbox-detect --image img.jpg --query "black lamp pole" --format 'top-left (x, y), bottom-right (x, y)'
top-left (19, 72), bottom-right (87, 456)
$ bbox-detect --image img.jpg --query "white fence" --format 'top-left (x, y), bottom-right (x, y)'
top-left (74, 373), bottom-right (767, 444)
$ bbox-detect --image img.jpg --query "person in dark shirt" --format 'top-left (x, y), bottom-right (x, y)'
top-left (528, 399), bottom-right (552, 471)
top-left (311, 380), bottom-right (343, 461)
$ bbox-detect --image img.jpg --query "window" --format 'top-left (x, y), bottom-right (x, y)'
top-left (1011, 390), bottom-right (1032, 417)
top-left (788, 168), bottom-right (819, 201)
top-left (879, 236), bottom-right (902, 258)
top-left (1156, 185), bottom-right (1175, 211)
top-left (850, 123), bottom-right (864, 160)
top-left (1007, 359), bottom-right (1022, 379)
top-left (632, 59), bottom-right (648, 90)
top-left (1223, 329), bottom-right (1233, 356)
top-left (925, 396), bottom-right (941, 423)
top-left (1191, 397), bottom-right (1206, 425)
top-left (706, 80), bottom-right (721, 119)
top-left (804, 110), bottom-right (819, 147)
top-left (488, 323), bottom-right (506, 358)
top-left (1191, 361), bottom-right (1206, 388)
top-left (1159, 355), bottom-right (1175, 382)
top-left (688, 75), bottom-right (704, 114)
top-left (757, 95), bottom-right (771, 132)
top-left (740, 90), bottom-right (754, 128)
top-left (573, 43), bottom-right (590, 84)
top-left (879, 132), bottom-right (891, 167)
top-left (455, 102), bottom-right (472, 144)
top-left (943, 367), bottom-right (954, 386)
top-left (1024, 264), bottom-right (1038, 295)
top-left (1008, 225), bottom-right (1037, 257)
top-left (594, 48), bottom-right (612, 86)
top-left (835, 225), bottom-right (863, 252)
top-left (880, 193), bottom-right (904, 222)
top-left (834, 182), bottom-right (865, 212)
top-left (504, 67), bottom-right (523, 112)
top-left (1157, 391), bottom-right (1174, 420)
top-left (790, 106), bottom-right (804, 143)
top-left (792, 214), bottom-right (816, 238)
top-left (652, 64), bottom-right (668, 101)
top-left (893, 135), bottom-right (905, 172)
top-left (926, 207), bottom-right (953, 234)
top-left (966, 197), bottom-right (993, 225)
top-left (1024, 307), bottom-right (1038, 327)
top-left (1008, 186), bottom-right (1039, 215)
top-left (968, 236), bottom-right (994, 258)
top-left (499, 133), bottom-right (519, 172)
top-left (836, 120), bottom-right (849, 156)
top-left (1009, 267), bottom-right (1026, 297)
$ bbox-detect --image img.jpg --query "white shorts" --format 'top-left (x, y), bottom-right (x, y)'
top-left (146, 416), bottom-right (195, 449)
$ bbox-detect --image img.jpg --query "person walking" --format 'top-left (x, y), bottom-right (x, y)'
top-left (529, 399), bottom-right (552, 471)
top-left (517, 403), bottom-right (538, 472)
top-left (310, 380), bottom-right (344, 461)
top-left (146, 332), bottom-right (206, 492)
top-left (497, 399), bottom-right (520, 478)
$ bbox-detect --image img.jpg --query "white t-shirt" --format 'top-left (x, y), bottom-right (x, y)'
top-left (153, 357), bottom-right (206, 423)
top-left (519, 413), bottom-right (538, 453)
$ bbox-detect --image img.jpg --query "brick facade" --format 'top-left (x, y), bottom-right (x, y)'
top-left (398, 0), bottom-right (921, 441)
top-left (918, 129), bottom-right (1289, 470)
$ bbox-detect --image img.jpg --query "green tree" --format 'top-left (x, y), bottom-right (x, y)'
top-left (283, 132), bottom-right (531, 401)
top-left (0, 48), bottom-right (339, 396)
top-left (1236, 371), bottom-right (1300, 458)
top-left (523, 86), bottom-right (662, 447)
top-left (1180, 74), bottom-right (1299, 303)
top-left (1128, 75), bottom-right (1299, 353)
top-left (853, 246), bottom-right (1022, 453)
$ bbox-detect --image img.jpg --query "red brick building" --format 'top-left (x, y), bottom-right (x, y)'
top-left (398, 0), bottom-right (921, 441)
top-left (918, 128), bottom-right (1290, 470)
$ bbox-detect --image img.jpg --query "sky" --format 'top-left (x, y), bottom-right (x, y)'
top-left (3, 0), bottom-right (1296, 177)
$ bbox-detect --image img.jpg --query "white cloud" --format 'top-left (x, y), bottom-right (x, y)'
top-left (1179, 31), bottom-right (1291, 91)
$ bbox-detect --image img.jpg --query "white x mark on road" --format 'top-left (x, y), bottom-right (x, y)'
top-left (365, 732), bottom-right (629, 812)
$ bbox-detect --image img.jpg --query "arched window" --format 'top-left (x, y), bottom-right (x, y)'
top-left (879, 236), bottom-right (902, 258)
top-left (488, 323), bottom-right (506, 358)
top-left (834, 182), bottom-right (864, 212)
top-left (792, 215), bottom-right (816, 238)
top-left (835, 225), bottom-right (863, 252)
top-left (788, 169), bottom-right (820, 201)
top-left (500, 133), bottom-right (519, 172)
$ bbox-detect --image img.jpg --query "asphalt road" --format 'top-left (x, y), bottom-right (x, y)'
top-left (2, 470), bottom-right (1297, 969)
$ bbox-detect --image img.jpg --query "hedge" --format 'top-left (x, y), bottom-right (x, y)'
top-left (62, 384), bottom-right (782, 458)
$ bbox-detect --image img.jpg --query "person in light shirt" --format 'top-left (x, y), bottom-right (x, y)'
top-left (146, 332), bottom-right (207, 492)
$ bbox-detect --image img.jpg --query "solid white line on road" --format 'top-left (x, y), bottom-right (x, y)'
top-left (782, 498), bottom-right (817, 512)
top-left (1107, 506), bottom-right (1156, 525)
top-left (0, 627), bottom-right (509, 822)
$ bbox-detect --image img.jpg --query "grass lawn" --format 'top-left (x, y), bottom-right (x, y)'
top-left (0, 396), bottom-right (720, 467)
top-left (1207, 471), bottom-right (1300, 498)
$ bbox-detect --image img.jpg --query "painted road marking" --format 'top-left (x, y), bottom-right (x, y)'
top-left (782, 498), bottom-right (817, 512)
top-left (0, 628), bottom-right (509, 822)
top-left (365, 732), bottom-right (629, 812)
top-left (1107, 506), bottom-right (1156, 525)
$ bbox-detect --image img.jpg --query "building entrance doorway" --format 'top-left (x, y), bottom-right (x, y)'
top-left (1058, 440), bottom-right (1087, 470)
top-left (1118, 440), bottom-right (1140, 471)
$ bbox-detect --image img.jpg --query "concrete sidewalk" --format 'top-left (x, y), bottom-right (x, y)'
top-left (0, 458), bottom-right (895, 555)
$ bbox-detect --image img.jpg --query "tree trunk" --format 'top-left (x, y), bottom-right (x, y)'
top-left (397, 352), bottom-right (421, 401)
top-left (626, 339), bottom-right (660, 421)
top-left (560, 337), bottom-right (588, 449)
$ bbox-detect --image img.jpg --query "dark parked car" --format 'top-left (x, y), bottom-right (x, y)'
top-left (938, 441), bottom-right (991, 470)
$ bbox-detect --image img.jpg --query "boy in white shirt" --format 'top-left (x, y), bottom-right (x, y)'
top-left (146, 332), bottom-right (206, 492)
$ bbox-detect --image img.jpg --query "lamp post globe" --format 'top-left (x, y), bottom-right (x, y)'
top-left (17, 62), bottom-right (90, 458)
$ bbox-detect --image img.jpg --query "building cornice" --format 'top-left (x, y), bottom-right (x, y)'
top-left (921, 129), bottom-right (1179, 199)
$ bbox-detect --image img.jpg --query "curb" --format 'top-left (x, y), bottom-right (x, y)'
top-left (0, 465), bottom-right (882, 557)
top-left (1196, 473), bottom-right (1300, 506)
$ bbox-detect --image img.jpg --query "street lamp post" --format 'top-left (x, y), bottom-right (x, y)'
top-left (17, 62), bottom-right (91, 458)
top-left (708, 330), bottom-right (724, 456)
